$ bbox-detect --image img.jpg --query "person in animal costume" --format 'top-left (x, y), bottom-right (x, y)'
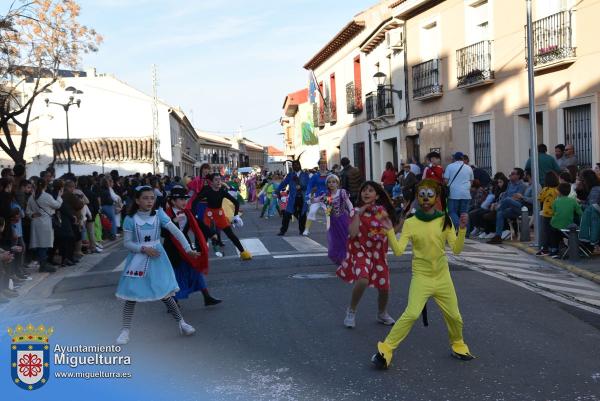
top-left (164, 186), bottom-right (221, 307)
top-left (275, 155), bottom-right (310, 236)
top-left (371, 178), bottom-right (474, 369)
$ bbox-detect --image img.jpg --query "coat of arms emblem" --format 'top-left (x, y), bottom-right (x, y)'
top-left (8, 323), bottom-right (53, 390)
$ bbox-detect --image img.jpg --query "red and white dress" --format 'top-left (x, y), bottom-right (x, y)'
top-left (336, 205), bottom-right (390, 290)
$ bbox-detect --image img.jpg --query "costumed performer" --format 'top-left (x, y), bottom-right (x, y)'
top-left (197, 174), bottom-right (252, 260)
top-left (115, 186), bottom-right (200, 345)
top-left (275, 157), bottom-right (309, 236)
top-left (371, 178), bottom-right (473, 369)
top-left (303, 159), bottom-right (330, 236)
top-left (336, 181), bottom-right (397, 328)
top-left (164, 186), bottom-right (221, 307)
top-left (324, 174), bottom-right (354, 265)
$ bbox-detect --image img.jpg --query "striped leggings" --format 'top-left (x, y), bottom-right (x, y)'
top-left (121, 297), bottom-right (182, 329)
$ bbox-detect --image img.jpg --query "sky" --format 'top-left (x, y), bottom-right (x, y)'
top-left (77, 0), bottom-right (374, 148)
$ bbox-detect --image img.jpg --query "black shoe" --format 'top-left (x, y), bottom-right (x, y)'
top-left (48, 259), bottom-right (60, 266)
top-left (452, 351), bottom-right (475, 361)
top-left (62, 259), bottom-right (76, 266)
top-left (371, 353), bottom-right (388, 370)
top-left (39, 264), bottom-right (57, 273)
top-left (277, 231), bottom-right (285, 236)
top-left (204, 296), bottom-right (222, 306)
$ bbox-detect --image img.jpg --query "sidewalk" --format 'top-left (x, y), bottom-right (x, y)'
top-left (2, 238), bottom-right (123, 303)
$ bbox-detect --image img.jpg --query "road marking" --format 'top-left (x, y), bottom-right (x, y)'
top-left (282, 236), bottom-right (327, 253)
top-left (462, 257), bottom-right (546, 270)
top-left (112, 261), bottom-right (126, 272)
top-left (528, 283), bottom-right (600, 298)
top-left (577, 297), bottom-right (600, 307)
top-left (237, 238), bottom-right (270, 256)
top-left (505, 273), bottom-right (600, 290)
top-left (273, 253), bottom-right (328, 259)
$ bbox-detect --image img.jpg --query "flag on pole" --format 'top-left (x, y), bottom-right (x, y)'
top-left (308, 69), bottom-right (325, 104)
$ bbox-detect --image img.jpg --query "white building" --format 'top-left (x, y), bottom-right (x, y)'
top-left (17, 69), bottom-right (176, 176)
top-left (303, 0), bottom-right (408, 180)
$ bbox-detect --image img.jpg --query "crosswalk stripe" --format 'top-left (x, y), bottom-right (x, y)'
top-left (462, 257), bottom-right (544, 270)
top-left (282, 236), bottom-right (327, 253)
top-left (505, 273), bottom-right (600, 290)
top-left (529, 283), bottom-right (600, 298)
top-left (238, 238), bottom-right (270, 256)
top-left (456, 261), bottom-right (563, 277)
top-left (273, 253), bottom-right (328, 259)
top-left (576, 297), bottom-right (600, 307)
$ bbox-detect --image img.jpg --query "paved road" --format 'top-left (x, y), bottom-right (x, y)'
top-left (2, 204), bottom-right (600, 401)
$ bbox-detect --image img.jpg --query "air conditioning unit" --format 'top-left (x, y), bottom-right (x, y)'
top-left (386, 29), bottom-right (404, 50)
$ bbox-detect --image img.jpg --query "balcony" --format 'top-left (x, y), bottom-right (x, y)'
top-left (366, 85), bottom-right (396, 122)
top-left (345, 81), bottom-right (363, 114)
top-left (318, 103), bottom-right (326, 128)
top-left (330, 100), bottom-right (337, 123)
top-left (412, 59), bottom-right (443, 100)
top-left (456, 40), bottom-right (495, 89)
top-left (526, 10), bottom-right (576, 71)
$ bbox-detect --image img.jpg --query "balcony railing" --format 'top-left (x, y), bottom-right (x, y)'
top-left (345, 81), bottom-right (363, 114)
top-left (366, 85), bottom-right (395, 122)
top-left (312, 103), bottom-right (319, 128)
top-left (330, 100), bottom-right (337, 123)
top-left (412, 59), bottom-right (443, 100)
top-left (456, 40), bottom-right (494, 88)
top-left (526, 10), bottom-right (576, 69)
top-left (318, 103), bottom-right (326, 127)
top-left (366, 92), bottom-right (377, 121)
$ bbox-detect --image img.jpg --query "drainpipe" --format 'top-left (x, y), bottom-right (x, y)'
top-left (368, 123), bottom-right (376, 181)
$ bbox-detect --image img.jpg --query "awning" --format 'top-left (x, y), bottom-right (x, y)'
top-left (53, 137), bottom-right (155, 163)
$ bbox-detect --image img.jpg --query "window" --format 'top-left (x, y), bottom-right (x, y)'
top-left (473, 120), bottom-right (492, 174)
top-left (537, 0), bottom-right (569, 18)
top-left (564, 104), bottom-right (592, 168)
top-left (420, 20), bottom-right (439, 61)
top-left (353, 142), bottom-right (366, 181)
top-left (466, 0), bottom-right (490, 43)
top-left (353, 56), bottom-right (362, 109)
top-left (329, 73), bottom-right (337, 122)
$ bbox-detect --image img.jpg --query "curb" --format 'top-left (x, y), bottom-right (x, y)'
top-left (507, 241), bottom-right (600, 285)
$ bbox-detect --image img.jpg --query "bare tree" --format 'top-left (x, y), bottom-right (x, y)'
top-left (0, 0), bottom-right (102, 165)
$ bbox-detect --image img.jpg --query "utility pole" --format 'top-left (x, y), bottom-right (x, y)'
top-left (526, 0), bottom-right (541, 245)
top-left (152, 64), bottom-right (160, 174)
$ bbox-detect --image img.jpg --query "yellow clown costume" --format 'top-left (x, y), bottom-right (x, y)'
top-left (372, 179), bottom-right (473, 369)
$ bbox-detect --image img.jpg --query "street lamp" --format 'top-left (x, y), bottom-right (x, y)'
top-left (372, 71), bottom-right (403, 101)
top-left (45, 86), bottom-right (83, 174)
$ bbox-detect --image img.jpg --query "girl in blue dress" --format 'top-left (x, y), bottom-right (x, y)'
top-left (115, 186), bottom-right (200, 345)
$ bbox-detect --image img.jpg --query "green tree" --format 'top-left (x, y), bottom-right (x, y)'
top-left (0, 0), bottom-right (102, 166)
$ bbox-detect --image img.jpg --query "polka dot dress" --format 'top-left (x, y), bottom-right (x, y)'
top-left (336, 205), bottom-right (390, 290)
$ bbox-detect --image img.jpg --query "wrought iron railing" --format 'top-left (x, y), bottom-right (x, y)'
top-left (412, 59), bottom-right (442, 99)
top-left (330, 100), bottom-right (337, 123)
top-left (456, 40), bottom-right (494, 87)
top-left (365, 92), bottom-right (377, 121)
top-left (366, 85), bottom-right (395, 121)
top-left (345, 81), bottom-right (363, 114)
top-left (527, 10), bottom-right (576, 67)
top-left (318, 103), bottom-right (326, 127)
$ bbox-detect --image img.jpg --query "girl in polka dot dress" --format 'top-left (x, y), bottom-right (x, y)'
top-left (336, 181), bottom-right (398, 328)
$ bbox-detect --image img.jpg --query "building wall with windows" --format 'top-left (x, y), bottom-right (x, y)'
top-left (393, 0), bottom-right (599, 174)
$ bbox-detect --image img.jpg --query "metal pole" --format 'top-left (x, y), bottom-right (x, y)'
top-left (65, 106), bottom-right (71, 174)
top-left (526, 0), bottom-right (540, 246)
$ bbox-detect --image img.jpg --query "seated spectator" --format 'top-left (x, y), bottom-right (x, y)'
top-left (487, 168), bottom-right (527, 244)
top-left (548, 183), bottom-right (583, 258)
top-left (472, 173), bottom-right (507, 239)
top-left (536, 171), bottom-right (560, 256)
top-left (578, 169), bottom-right (600, 251)
top-left (558, 171), bottom-right (577, 199)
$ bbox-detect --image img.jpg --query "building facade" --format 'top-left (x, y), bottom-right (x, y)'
top-left (289, 0), bottom-right (599, 178)
top-left (391, 0), bottom-right (599, 173)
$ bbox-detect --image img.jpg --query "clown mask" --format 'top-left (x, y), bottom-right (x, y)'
top-left (416, 183), bottom-right (438, 212)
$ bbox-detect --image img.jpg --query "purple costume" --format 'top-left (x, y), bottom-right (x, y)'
top-left (326, 189), bottom-right (353, 265)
